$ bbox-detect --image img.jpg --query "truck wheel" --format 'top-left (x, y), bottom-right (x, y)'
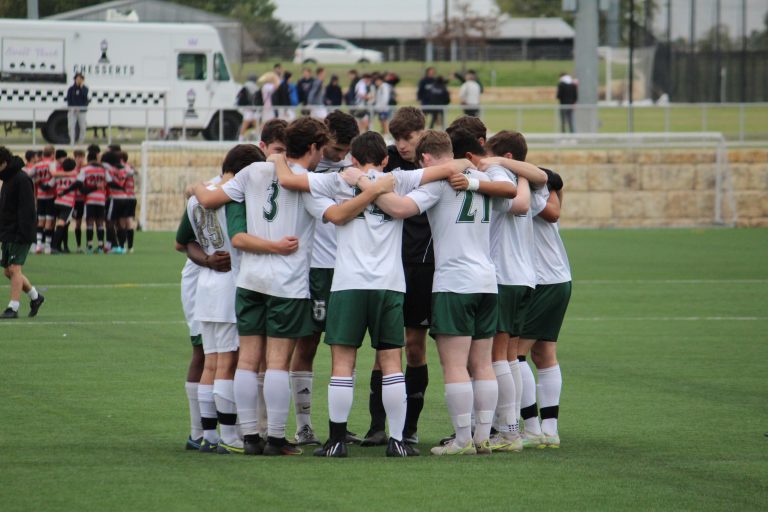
top-left (204, 111), bottom-right (242, 141)
top-left (44, 111), bottom-right (70, 144)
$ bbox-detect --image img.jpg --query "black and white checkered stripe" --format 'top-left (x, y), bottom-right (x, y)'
top-left (0, 88), bottom-right (66, 103)
top-left (0, 88), bottom-right (166, 105)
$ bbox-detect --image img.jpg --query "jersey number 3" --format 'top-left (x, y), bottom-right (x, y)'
top-left (263, 181), bottom-right (279, 222)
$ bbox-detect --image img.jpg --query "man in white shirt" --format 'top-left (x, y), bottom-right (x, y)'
top-left (458, 71), bottom-right (481, 117)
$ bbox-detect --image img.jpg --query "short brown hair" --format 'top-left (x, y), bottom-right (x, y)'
top-left (42, 145), bottom-right (54, 158)
top-left (350, 131), bottom-right (388, 166)
top-left (285, 117), bottom-right (330, 159)
top-left (389, 107), bottom-right (425, 141)
top-left (486, 130), bottom-right (528, 161)
top-left (222, 144), bottom-right (265, 174)
top-left (73, 149), bottom-right (85, 158)
top-left (447, 115), bottom-right (487, 142)
top-left (415, 130), bottom-right (452, 164)
top-left (325, 110), bottom-right (359, 146)
top-left (261, 119), bottom-right (288, 146)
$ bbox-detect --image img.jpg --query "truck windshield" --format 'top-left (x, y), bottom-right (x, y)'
top-left (214, 53), bottom-right (230, 81)
top-left (177, 53), bottom-right (206, 81)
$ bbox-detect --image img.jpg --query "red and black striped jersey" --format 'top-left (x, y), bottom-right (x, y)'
top-left (76, 163), bottom-right (112, 206)
top-left (30, 158), bottom-right (55, 200)
top-left (54, 172), bottom-right (79, 208)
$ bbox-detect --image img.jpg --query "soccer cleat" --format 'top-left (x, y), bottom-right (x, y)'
top-left (403, 432), bottom-right (419, 445)
top-left (217, 441), bottom-right (245, 454)
top-left (430, 438), bottom-right (477, 456)
top-left (313, 439), bottom-right (348, 458)
top-left (386, 438), bottom-right (420, 457)
top-left (294, 424), bottom-right (321, 446)
top-left (28, 295), bottom-right (45, 318)
top-left (541, 433), bottom-right (560, 448)
top-left (438, 432), bottom-right (456, 446)
top-left (1, 308), bottom-right (18, 319)
top-left (475, 439), bottom-right (493, 455)
top-left (360, 429), bottom-right (388, 447)
top-left (185, 436), bottom-right (202, 450)
top-left (262, 437), bottom-right (302, 456)
top-left (487, 433), bottom-right (523, 453)
top-left (345, 429), bottom-right (361, 444)
top-left (521, 431), bottom-right (546, 449)
top-left (198, 439), bottom-right (219, 453)
top-left (243, 434), bottom-right (265, 455)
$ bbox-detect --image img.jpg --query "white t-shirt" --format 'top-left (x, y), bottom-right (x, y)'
top-left (221, 162), bottom-right (331, 298)
top-left (488, 166), bottom-right (536, 288)
top-left (308, 168), bottom-right (424, 292)
top-left (531, 186), bottom-right (572, 285)
top-left (407, 170), bottom-right (497, 294)
top-left (355, 80), bottom-right (368, 106)
top-left (186, 188), bottom-right (239, 323)
top-left (310, 157), bottom-right (351, 269)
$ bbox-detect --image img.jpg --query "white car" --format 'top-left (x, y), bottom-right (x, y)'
top-left (293, 38), bottom-right (383, 65)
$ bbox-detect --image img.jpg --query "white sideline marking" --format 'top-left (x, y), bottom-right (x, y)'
top-left (0, 320), bottom-right (186, 327)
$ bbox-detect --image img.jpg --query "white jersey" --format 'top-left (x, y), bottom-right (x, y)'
top-left (308, 168), bottom-right (424, 292)
top-left (180, 258), bottom-right (201, 337)
top-left (310, 157), bottom-right (351, 269)
top-left (221, 162), bottom-right (331, 298)
top-left (531, 186), bottom-right (572, 285)
top-left (488, 166), bottom-right (536, 288)
top-left (186, 188), bottom-right (239, 323)
top-left (407, 170), bottom-right (497, 294)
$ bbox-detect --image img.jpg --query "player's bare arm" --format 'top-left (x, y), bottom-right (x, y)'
top-left (192, 182), bottom-right (231, 209)
top-left (176, 240), bottom-right (232, 272)
top-left (418, 158), bottom-right (473, 185)
top-left (269, 153), bottom-right (309, 192)
top-left (509, 177), bottom-right (530, 215)
top-left (231, 232), bottom-right (299, 256)
top-left (479, 156), bottom-right (548, 186)
top-left (449, 172), bottom-right (516, 198)
top-left (538, 189), bottom-right (561, 223)
top-left (372, 191), bottom-right (421, 219)
top-left (323, 174), bottom-right (394, 225)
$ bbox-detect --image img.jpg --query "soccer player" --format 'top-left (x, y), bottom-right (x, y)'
top-left (29, 145), bottom-right (57, 254)
top-left (291, 110), bottom-right (360, 447)
top-left (364, 131), bottom-right (502, 455)
top-left (0, 148), bottom-right (44, 319)
top-left (105, 151), bottom-right (131, 254)
top-left (273, 131), bottom-right (471, 457)
top-left (23, 150), bottom-right (38, 176)
top-left (120, 151), bottom-right (137, 253)
top-left (72, 150), bottom-right (87, 253)
top-left (363, 107), bottom-right (429, 447)
top-left (50, 158), bottom-right (79, 253)
top-left (517, 169), bottom-right (571, 449)
top-left (77, 150), bottom-right (113, 253)
top-left (192, 118), bottom-right (375, 456)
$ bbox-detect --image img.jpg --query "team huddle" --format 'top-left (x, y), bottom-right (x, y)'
top-left (176, 108), bottom-right (571, 457)
top-left (22, 144), bottom-right (137, 255)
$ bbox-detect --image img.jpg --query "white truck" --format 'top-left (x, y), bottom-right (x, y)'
top-left (0, 19), bottom-right (243, 143)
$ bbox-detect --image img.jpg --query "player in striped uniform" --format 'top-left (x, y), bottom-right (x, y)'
top-left (273, 131), bottom-right (471, 457)
top-left (72, 149), bottom-right (88, 253)
top-left (29, 146), bottom-right (57, 254)
top-left (23, 150), bottom-right (38, 176)
top-left (120, 151), bottom-right (137, 253)
top-left (75, 150), bottom-right (113, 253)
top-left (517, 169), bottom-right (571, 449)
top-left (50, 158), bottom-right (79, 253)
top-left (104, 151), bottom-right (131, 254)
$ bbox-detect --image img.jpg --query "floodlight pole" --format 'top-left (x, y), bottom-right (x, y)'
top-left (573, 0), bottom-right (600, 133)
top-left (27, 0), bottom-right (39, 19)
top-left (628, 0), bottom-right (635, 132)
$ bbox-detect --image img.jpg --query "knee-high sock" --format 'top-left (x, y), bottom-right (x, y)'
top-left (508, 359), bottom-right (522, 434)
top-left (197, 384), bottom-right (219, 443)
top-left (518, 356), bottom-right (542, 435)
top-left (264, 369), bottom-right (290, 440)
top-left (234, 369), bottom-right (259, 436)
top-left (126, 229), bottom-right (135, 249)
top-left (472, 379), bottom-right (498, 444)
top-left (382, 372), bottom-right (406, 442)
top-left (213, 379), bottom-right (239, 445)
top-left (257, 373), bottom-right (267, 436)
top-left (185, 382), bottom-right (203, 440)
top-left (86, 227), bottom-right (94, 248)
top-left (75, 226), bottom-right (82, 248)
top-left (537, 365), bottom-right (562, 436)
top-left (493, 361), bottom-right (516, 434)
top-left (117, 228), bottom-right (127, 249)
top-left (444, 381), bottom-right (474, 446)
top-left (96, 228), bottom-right (105, 249)
top-left (328, 376), bottom-right (354, 442)
top-left (290, 370), bottom-right (314, 430)
top-left (368, 369), bottom-right (386, 432)
top-left (404, 364), bottom-right (428, 436)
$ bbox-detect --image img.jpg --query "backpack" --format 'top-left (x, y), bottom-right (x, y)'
top-left (253, 87), bottom-right (264, 106)
top-left (236, 86), bottom-right (252, 106)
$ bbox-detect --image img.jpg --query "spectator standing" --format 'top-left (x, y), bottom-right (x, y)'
top-left (373, 74), bottom-right (392, 135)
top-left (428, 76), bottom-right (451, 129)
top-left (65, 73), bottom-right (89, 145)
top-left (557, 72), bottom-right (578, 133)
top-left (325, 74), bottom-right (343, 108)
top-left (417, 67), bottom-right (437, 127)
top-left (274, 71), bottom-right (297, 120)
top-left (458, 71), bottom-right (481, 117)
top-left (345, 69), bottom-right (360, 106)
top-left (307, 67), bottom-right (328, 119)
top-left (297, 68), bottom-right (314, 116)
top-left (237, 75), bottom-right (259, 141)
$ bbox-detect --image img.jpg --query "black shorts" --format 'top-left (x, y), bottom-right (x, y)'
top-left (73, 201), bottom-right (85, 220)
top-left (403, 263), bottom-right (434, 329)
top-left (55, 204), bottom-right (74, 222)
top-left (85, 204), bottom-right (106, 221)
top-left (126, 198), bottom-right (137, 218)
top-left (37, 198), bottom-right (55, 219)
top-left (108, 199), bottom-right (132, 220)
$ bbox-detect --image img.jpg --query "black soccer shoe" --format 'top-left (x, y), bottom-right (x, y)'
top-left (262, 437), bottom-right (302, 456)
top-left (28, 294), bottom-right (45, 318)
top-left (386, 437), bottom-right (420, 457)
top-left (243, 434), bottom-right (266, 455)
top-left (360, 429), bottom-right (388, 447)
top-left (1, 307), bottom-right (18, 319)
top-left (345, 429), bottom-right (361, 444)
top-left (313, 439), bottom-right (348, 458)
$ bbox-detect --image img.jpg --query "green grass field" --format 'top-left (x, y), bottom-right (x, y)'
top-left (1, 229), bottom-right (767, 511)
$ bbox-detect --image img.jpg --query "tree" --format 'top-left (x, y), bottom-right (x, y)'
top-left (431, 1), bottom-right (500, 69)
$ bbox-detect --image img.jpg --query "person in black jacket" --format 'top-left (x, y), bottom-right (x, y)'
top-left (556, 73), bottom-right (578, 133)
top-left (0, 147), bottom-right (45, 319)
top-left (66, 73), bottom-right (89, 145)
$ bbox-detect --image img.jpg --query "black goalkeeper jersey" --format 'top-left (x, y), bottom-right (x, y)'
top-left (384, 145), bottom-right (435, 265)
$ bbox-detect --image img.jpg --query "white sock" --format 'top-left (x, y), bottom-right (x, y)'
top-left (264, 369), bottom-right (290, 439)
top-left (27, 287), bottom-right (39, 301)
top-left (508, 360), bottom-right (522, 434)
top-left (472, 379), bottom-right (498, 444)
top-left (493, 361), bottom-right (515, 434)
top-left (519, 359), bottom-right (542, 435)
top-left (185, 382), bottom-right (203, 439)
top-left (537, 364), bottom-right (562, 436)
top-left (233, 369), bottom-right (260, 436)
top-left (197, 384), bottom-right (219, 443)
top-left (257, 373), bottom-right (267, 436)
top-left (328, 376), bottom-right (354, 424)
top-left (290, 370), bottom-right (314, 429)
top-left (444, 381), bottom-right (474, 446)
top-left (381, 372), bottom-right (406, 442)
top-left (213, 379), bottom-right (239, 445)
top-left (8, 300), bottom-right (20, 312)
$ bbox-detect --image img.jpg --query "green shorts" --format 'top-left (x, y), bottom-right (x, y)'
top-left (520, 282), bottom-right (572, 342)
top-left (430, 292), bottom-right (498, 340)
top-left (1, 243), bottom-right (30, 268)
top-left (325, 289), bottom-right (405, 350)
top-left (190, 334), bottom-right (203, 347)
top-left (310, 268), bottom-right (334, 333)
top-left (497, 285), bottom-right (534, 336)
top-left (235, 287), bottom-right (314, 339)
